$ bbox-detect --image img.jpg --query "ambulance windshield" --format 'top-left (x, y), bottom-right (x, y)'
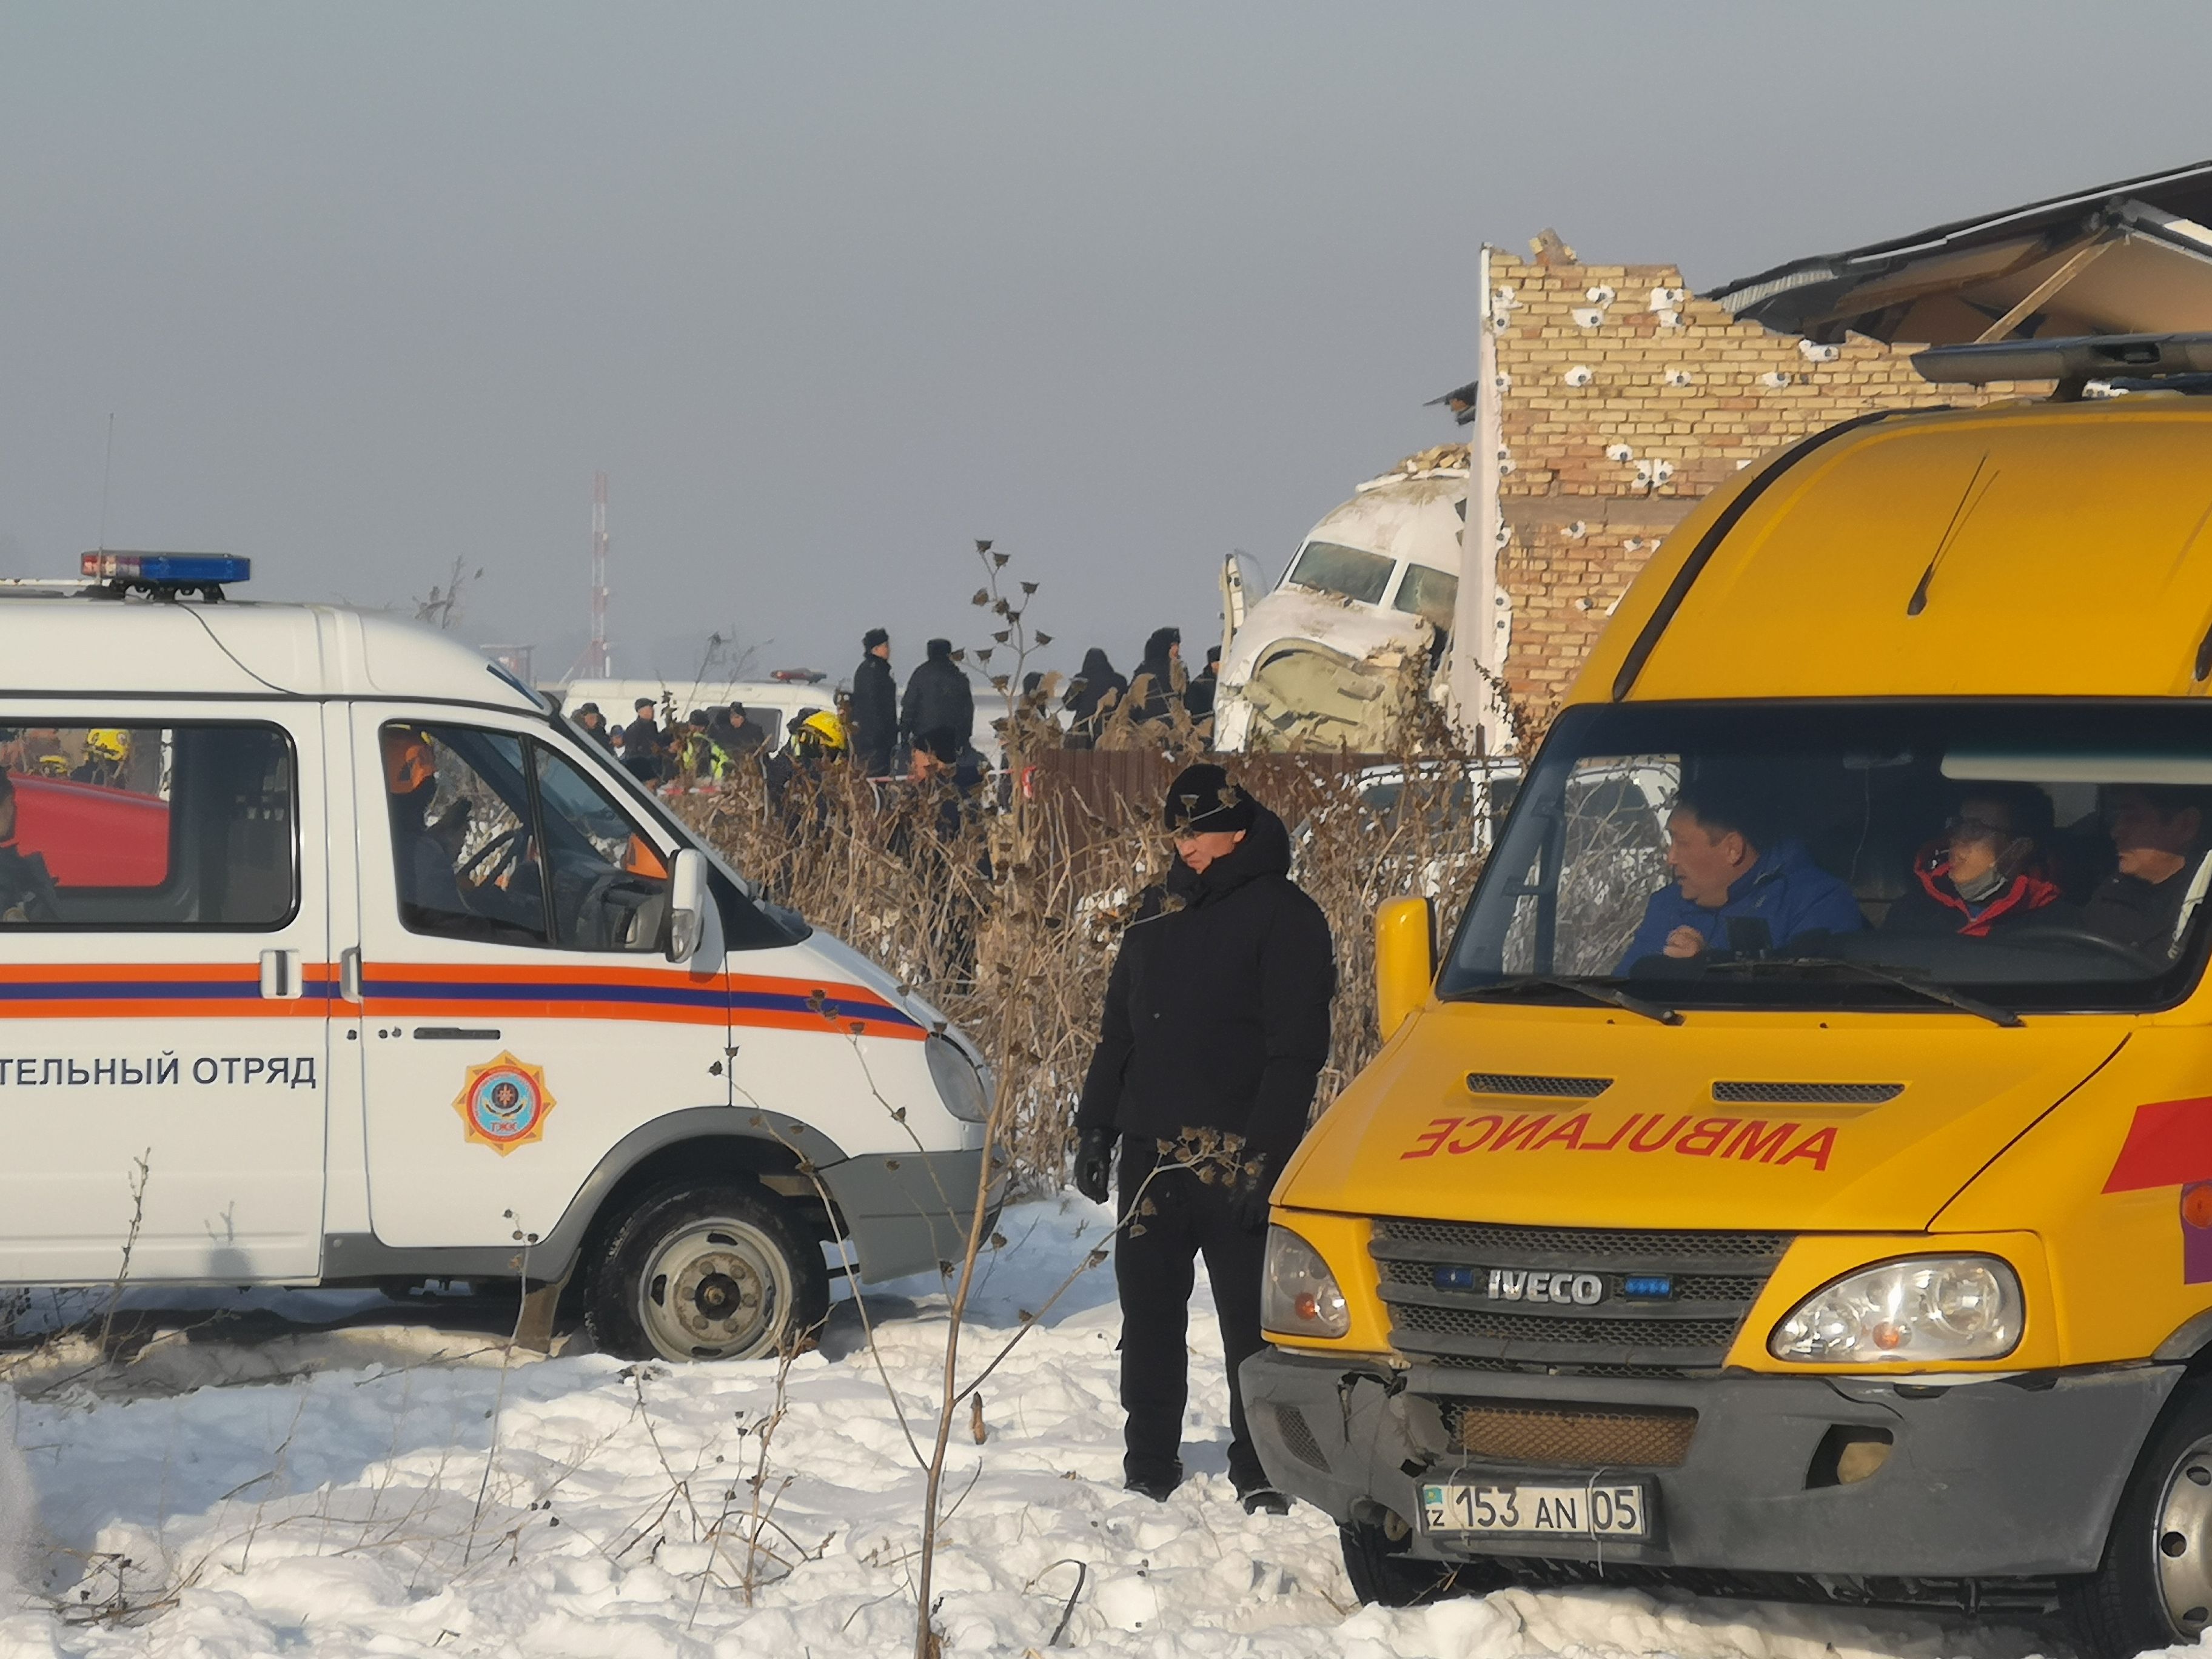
top-left (1441, 700), bottom-right (2212, 1015)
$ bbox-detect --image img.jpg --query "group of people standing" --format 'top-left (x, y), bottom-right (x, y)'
top-left (1062, 626), bottom-right (1221, 748)
top-left (847, 630), bottom-right (977, 781)
top-left (570, 698), bottom-right (789, 786)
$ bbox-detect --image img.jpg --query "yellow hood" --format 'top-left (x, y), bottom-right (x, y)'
top-left (1282, 1002), bottom-right (2127, 1233)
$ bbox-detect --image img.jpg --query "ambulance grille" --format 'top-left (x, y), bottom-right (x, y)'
top-left (1370, 1218), bottom-right (1790, 1373)
top-left (1712, 1081), bottom-right (1902, 1104)
top-left (1464, 1072), bottom-right (1612, 1099)
top-left (1444, 1400), bottom-right (1698, 1469)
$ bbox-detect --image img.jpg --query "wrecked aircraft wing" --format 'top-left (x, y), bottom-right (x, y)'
top-left (1709, 157), bottom-right (2212, 345)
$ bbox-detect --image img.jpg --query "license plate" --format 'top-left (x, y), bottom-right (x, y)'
top-left (1421, 1479), bottom-right (1649, 1538)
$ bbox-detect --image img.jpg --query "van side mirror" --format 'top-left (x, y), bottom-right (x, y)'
top-left (666, 848), bottom-right (708, 962)
top-left (1375, 896), bottom-right (1436, 1040)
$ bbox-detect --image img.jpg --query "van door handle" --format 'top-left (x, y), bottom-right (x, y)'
top-left (259, 948), bottom-right (301, 1000)
top-left (413, 1027), bottom-right (501, 1041)
top-left (340, 947), bottom-right (363, 1004)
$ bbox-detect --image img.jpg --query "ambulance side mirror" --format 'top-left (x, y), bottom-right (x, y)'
top-left (666, 848), bottom-right (708, 963)
top-left (1375, 896), bottom-right (1436, 1040)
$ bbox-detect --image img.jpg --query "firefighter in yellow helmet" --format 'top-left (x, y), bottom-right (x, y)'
top-left (75, 729), bottom-right (134, 788)
top-left (764, 709), bottom-right (846, 822)
top-left (790, 709), bottom-right (847, 760)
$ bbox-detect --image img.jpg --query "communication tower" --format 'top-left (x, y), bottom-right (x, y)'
top-left (573, 471), bottom-right (611, 679)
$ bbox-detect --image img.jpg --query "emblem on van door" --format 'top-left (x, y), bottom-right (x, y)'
top-left (454, 1052), bottom-right (557, 1156)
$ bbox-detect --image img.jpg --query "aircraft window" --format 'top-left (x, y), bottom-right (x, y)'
top-left (1285, 541), bottom-right (1395, 606)
top-left (1392, 563), bottom-right (1460, 632)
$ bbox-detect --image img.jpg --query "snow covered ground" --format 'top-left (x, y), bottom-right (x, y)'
top-left (0, 1198), bottom-right (2077, 1657)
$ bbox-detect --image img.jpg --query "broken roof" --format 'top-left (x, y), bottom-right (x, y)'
top-left (1709, 158), bottom-right (2212, 344)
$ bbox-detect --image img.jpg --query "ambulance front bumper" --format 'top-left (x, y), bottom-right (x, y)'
top-left (1242, 1346), bottom-right (2179, 1578)
top-left (819, 1144), bottom-right (1007, 1284)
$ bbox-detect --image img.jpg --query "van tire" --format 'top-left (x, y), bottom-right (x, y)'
top-left (585, 1181), bottom-right (829, 1363)
top-left (2068, 1379), bottom-right (2212, 1658)
top-left (1339, 1520), bottom-right (1506, 1607)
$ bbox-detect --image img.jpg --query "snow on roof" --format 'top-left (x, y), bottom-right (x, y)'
top-left (0, 597), bottom-right (543, 708)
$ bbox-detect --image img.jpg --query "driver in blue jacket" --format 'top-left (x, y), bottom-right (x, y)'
top-left (1620, 781), bottom-right (1863, 969)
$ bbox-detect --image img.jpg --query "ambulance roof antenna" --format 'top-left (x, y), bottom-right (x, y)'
top-left (572, 471), bottom-right (611, 679)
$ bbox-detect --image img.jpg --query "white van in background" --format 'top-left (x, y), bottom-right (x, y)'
top-left (0, 557), bottom-right (997, 1362)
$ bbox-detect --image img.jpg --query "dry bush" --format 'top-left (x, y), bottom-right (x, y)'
top-left (665, 541), bottom-right (1510, 1190)
top-left (674, 734), bottom-right (1498, 1189)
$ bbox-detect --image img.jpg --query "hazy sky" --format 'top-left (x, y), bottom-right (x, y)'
top-left (5, 2), bottom-right (2210, 689)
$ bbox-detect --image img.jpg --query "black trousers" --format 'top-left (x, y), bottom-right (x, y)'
top-left (1113, 1136), bottom-right (1268, 1489)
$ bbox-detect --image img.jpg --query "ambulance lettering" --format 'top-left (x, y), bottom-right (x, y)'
top-left (1401, 1111), bottom-right (1835, 1170)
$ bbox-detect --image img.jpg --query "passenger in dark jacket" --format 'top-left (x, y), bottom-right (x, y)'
top-left (1062, 648), bottom-right (1128, 749)
top-left (1130, 626), bottom-right (1184, 725)
top-left (2081, 784), bottom-right (2211, 958)
top-left (1620, 782), bottom-right (1862, 969)
top-left (850, 628), bottom-right (897, 777)
top-left (1884, 785), bottom-right (2062, 939)
top-left (1072, 764), bottom-right (1336, 1512)
top-left (900, 638), bottom-right (974, 760)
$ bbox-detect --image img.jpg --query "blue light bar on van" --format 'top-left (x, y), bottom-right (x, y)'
top-left (81, 552), bottom-right (252, 586)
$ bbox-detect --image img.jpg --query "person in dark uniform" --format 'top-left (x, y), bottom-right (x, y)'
top-left (1072, 763), bottom-right (1336, 1513)
top-left (850, 628), bottom-right (897, 778)
top-left (620, 699), bottom-right (665, 784)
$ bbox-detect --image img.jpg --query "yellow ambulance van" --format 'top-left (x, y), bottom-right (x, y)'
top-left (1245, 335), bottom-right (2212, 1654)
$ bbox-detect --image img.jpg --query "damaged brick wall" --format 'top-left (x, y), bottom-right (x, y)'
top-left (1487, 240), bottom-right (2047, 714)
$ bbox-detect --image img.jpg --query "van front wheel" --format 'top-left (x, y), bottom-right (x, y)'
top-left (2070, 1381), bottom-right (2212, 1658)
top-left (586, 1182), bottom-right (829, 1362)
top-left (1339, 1520), bottom-right (1507, 1608)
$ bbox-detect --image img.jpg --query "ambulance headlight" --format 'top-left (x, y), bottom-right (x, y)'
top-left (925, 1035), bottom-right (990, 1124)
top-left (1769, 1256), bottom-right (2020, 1364)
top-left (1262, 1227), bottom-right (1350, 1339)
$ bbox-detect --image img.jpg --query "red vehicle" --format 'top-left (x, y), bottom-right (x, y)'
top-left (8, 773), bottom-right (169, 887)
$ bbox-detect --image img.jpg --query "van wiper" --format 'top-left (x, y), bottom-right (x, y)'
top-left (1706, 956), bottom-right (2022, 1028)
top-left (1450, 974), bottom-right (1683, 1027)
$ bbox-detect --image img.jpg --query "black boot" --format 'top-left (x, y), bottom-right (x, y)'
top-left (1237, 1479), bottom-right (1291, 1515)
top-left (1124, 1457), bottom-right (1184, 1502)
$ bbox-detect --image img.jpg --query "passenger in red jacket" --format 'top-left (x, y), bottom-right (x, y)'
top-left (1884, 783), bottom-right (2062, 939)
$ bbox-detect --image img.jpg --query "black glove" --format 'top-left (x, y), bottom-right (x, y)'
top-left (1231, 1150), bottom-right (1278, 1231)
top-left (1073, 1127), bottom-right (1114, 1205)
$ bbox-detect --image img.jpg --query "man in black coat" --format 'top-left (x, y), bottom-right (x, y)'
top-left (620, 698), bottom-right (665, 784)
top-left (1130, 626), bottom-right (1184, 725)
top-left (900, 637), bottom-right (974, 762)
top-left (1073, 763), bottom-right (1336, 1512)
top-left (850, 628), bottom-right (897, 778)
top-left (1183, 646), bottom-right (1221, 727)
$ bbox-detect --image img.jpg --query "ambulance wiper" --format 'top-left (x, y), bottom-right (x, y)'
top-left (1452, 974), bottom-right (1683, 1026)
top-left (1709, 956), bottom-right (2022, 1028)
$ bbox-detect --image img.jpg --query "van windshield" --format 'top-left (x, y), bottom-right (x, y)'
top-left (1441, 700), bottom-right (2212, 1015)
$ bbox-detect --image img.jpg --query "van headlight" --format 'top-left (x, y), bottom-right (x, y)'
top-left (925, 1034), bottom-right (990, 1124)
top-left (1769, 1256), bottom-right (2021, 1364)
top-left (1262, 1227), bottom-right (1350, 1339)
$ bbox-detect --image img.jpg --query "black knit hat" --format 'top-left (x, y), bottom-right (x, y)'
top-left (863, 626), bottom-right (890, 651)
top-left (1163, 762), bottom-right (1256, 834)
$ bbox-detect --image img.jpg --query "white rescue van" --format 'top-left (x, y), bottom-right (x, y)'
top-left (0, 557), bottom-right (999, 1361)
